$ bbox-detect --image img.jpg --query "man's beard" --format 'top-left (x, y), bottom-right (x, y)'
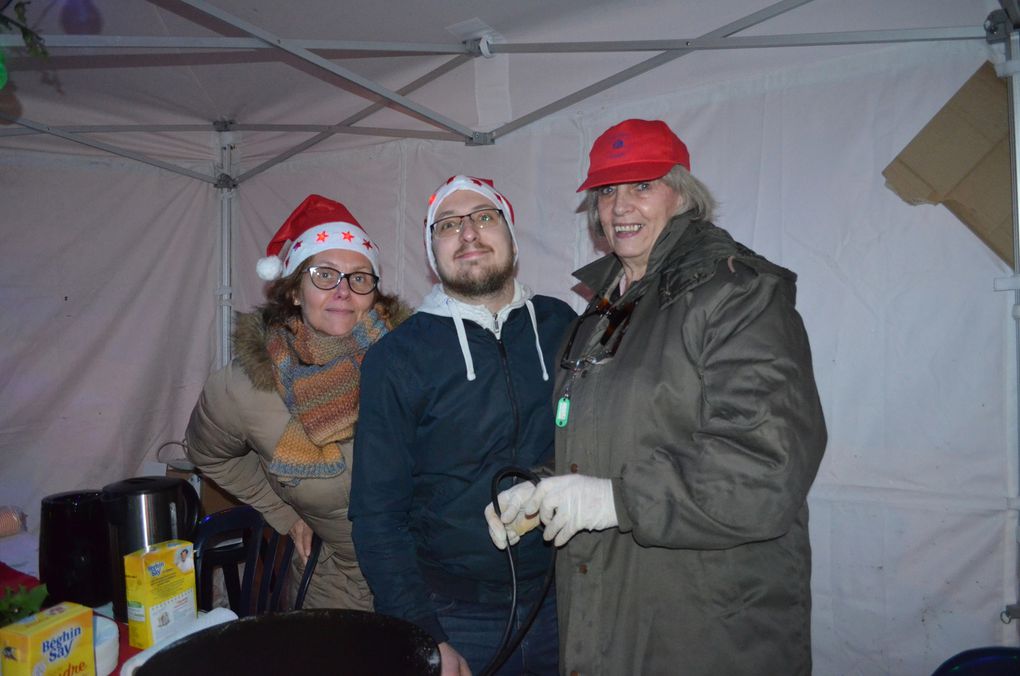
top-left (438, 250), bottom-right (515, 299)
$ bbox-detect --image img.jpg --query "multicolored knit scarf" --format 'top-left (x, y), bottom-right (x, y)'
top-left (265, 310), bottom-right (387, 478)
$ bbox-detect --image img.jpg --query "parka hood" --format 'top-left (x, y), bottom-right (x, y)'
top-left (575, 214), bottom-right (797, 308)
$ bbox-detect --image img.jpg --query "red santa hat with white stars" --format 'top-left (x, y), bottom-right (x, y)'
top-left (256, 194), bottom-right (380, 281)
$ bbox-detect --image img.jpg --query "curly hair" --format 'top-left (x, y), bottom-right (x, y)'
top-left (583, 164), bottom-right (717, 239)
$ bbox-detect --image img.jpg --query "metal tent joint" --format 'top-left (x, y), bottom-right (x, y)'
top-left (467, 131), bottom-right (495, 146)
top-left (215, 173), bottom-right (238, 189)
top-left (989, 1), bottom-right (1020, 42)
top-left (988, 10), bottom-right (1012, 43)
top-left (464, 35), bottom-right (495, 58)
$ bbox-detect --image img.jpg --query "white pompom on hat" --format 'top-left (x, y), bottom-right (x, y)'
top-left (257, 194), bottom-right (380, 281)
top-left (423, 175), bottom-right (518, 277)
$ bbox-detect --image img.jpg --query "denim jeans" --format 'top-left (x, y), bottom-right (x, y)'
top-left (429, 585), bottom-right (559, 675)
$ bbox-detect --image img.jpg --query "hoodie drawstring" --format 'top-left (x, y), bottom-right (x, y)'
top-left (449, 300), bottom-right (477, 381)
top-left (525, 299), bottom-right (549, 382)
top-left (418, 283), bottom-right (547, 383)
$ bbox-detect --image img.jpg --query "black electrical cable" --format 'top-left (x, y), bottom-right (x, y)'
top-left (477, 466), bottom-right (557, 676)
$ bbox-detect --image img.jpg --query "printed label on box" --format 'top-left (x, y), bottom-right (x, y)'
top-left (123, 539), bottom-right (197, 649)
top-left (0, 601), bottom-right (94, 676)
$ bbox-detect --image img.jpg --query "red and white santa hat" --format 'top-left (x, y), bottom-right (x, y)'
top-left (424, 175), bottom-right (518, 276)
top-left (256, 194), bottom-right (380, 281)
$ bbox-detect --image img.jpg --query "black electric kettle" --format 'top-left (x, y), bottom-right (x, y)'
top-left (101, 476), bottom-right (200, 620)
top-left (38, 489), bottom-right (111, 607)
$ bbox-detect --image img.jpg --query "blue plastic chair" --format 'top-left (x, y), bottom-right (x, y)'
top-left (191, 505), bottom-right (322, 616)
top-left (931, 646), bottom-right (1020, 675)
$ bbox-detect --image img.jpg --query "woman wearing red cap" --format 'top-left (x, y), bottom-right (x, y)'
top-left (489, 120), bottom-right (827, 674)
top-left (185, 194), bottom-right (409, 610)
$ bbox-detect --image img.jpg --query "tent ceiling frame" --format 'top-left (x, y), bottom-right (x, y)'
top-left (500, 27), bottom-right (985, 52)
top-left (0, 112), bottom-right (220, 183)
top-left (236, 53), bottom-right (472, 183)
top-left (0, 0), bottom-right (987, 183)
top-left (178, 0), bottom-right (478, 141)
top-left (0, 34), bottom-right (470, 53)
top-left (0, 26), bottom-right (982, 54)
top-left (0, 123), bottom-right (463, 138)
top-left (491, 0), bottom-right (815, 140)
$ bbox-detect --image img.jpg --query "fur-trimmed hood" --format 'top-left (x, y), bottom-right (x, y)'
top-left (233, 295), bottom-right (413, 392)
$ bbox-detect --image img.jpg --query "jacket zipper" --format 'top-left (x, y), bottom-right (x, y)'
top-left (496, 334), bottom-right (522, 575)
top-left (495, 337), bottom-right (520, 463)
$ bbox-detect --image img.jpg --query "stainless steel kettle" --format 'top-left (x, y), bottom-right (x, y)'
top-left (100, 476), bottom-right (200, 620)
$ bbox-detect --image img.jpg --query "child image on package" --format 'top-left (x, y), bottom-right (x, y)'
top-left (175, 546), bottom-right (194, 573)
top-left (0, 602), bottom-right (95, 676)
top-left (123, 540), bottom-right (197, 649)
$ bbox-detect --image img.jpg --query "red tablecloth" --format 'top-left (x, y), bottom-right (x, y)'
top-left (0, 560), bottom-right (38, 591)
top-left (0, 561), bottom-right (142, 671)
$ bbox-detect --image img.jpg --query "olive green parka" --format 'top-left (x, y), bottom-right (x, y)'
top-left (554, 214), bottom-right (826, 675)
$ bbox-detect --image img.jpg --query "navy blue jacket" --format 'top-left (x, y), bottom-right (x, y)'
top-left (350, 294), bottom-right (575, 642)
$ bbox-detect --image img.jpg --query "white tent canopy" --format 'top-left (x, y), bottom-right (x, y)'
top-left (0, 1), bottom-right (1013, 673)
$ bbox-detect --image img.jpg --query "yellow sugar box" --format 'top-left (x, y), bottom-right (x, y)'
top-left (0, 601), bottom-right (94, 676)
top-left (123, 539), bottom-right (197, 649)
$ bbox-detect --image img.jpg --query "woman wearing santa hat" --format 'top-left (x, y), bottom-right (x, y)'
top-left (185, 194), bottom-right (410, 610)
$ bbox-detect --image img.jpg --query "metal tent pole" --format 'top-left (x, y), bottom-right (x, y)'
top-left (989, 5), bottom-right (1020, 628)
top-left (215, 131), bottom-right (238, 370)
top-left (1006, 30), bottom-right (1020, 636)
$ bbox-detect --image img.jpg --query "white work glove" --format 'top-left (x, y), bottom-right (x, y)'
top-left (484, 481), bottom-right (540, 550)
top-left (524, 474), bottom-right (617, 547)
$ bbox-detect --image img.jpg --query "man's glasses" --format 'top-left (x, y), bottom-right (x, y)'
top-left (429, 208), bottom-right (504, 239)
top-left (560, 296), bottom-right (640, 372)
top-left (306, 266), bottom-right (379, 294)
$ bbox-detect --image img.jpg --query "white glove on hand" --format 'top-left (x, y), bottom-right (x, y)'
top-left (484, 481), bottom-right (540, 550)
top-left (524, 474), bottom-right (617, 547)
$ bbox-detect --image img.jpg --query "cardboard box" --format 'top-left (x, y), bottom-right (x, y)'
top-left (883, 61), bottom-right (1013, 266)
top-left (0, 602), bottom-right (94, 676)
top-left (165, 467), bottom-right (241, 516)
top-left (123, 540), bottom-right (197, 649)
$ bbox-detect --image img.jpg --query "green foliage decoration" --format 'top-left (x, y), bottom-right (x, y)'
top-left (0, 0), bottom-right (48, 90)
top-left (0, 1), bottom-right (47, 58)
top-left (0, 584), bottom-right (49, 627)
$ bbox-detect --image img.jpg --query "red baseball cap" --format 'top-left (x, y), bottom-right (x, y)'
top-left (577, 119), bottom-right (691, 192)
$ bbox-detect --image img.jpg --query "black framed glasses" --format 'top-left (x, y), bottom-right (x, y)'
top-left (560, 296), bottom-right (640, 371)
top-left (429, 208), bottom-right (504, 239)
top-left (306, 266), bottom-right (379, 294)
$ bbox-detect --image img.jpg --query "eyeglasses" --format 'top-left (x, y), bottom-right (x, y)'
top-left (306, 266), bottom-right (379, 294)
top-left (429, 208), bottom-right (504, 239)
top-left (559, 296), bottom-right (640, 372)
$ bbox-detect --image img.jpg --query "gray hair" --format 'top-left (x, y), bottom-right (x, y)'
top-left (583, 164), bottom-right (717, 238)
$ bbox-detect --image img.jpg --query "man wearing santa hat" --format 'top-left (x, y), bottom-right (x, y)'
top-left (351, 176), bottom-right (575, 675)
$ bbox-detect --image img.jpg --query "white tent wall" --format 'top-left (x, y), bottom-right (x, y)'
top-left (0, 20), bottom-right (1014, 676)
top-left (1, 156), bottom-right (220, 500)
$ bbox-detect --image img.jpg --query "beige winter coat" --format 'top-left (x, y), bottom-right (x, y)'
top-left (185, 305), bottom-right (407, 610)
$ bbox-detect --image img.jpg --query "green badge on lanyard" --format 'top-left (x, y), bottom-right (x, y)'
top-left (555, 395), bottom-right (571, 428)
